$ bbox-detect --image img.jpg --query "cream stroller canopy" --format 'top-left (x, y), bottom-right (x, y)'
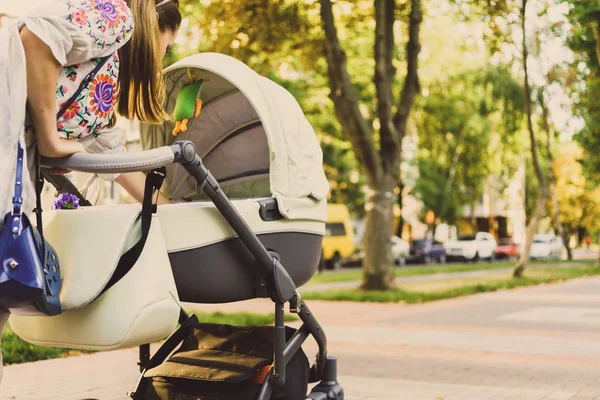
top-left (141, 53), bottom-right (329, 223)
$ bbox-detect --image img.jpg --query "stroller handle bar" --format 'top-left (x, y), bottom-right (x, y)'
top-left (41, 145), bottom-right (178, 174)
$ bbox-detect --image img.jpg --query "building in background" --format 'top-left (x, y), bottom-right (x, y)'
top-left (458, 169), bottom-right (526, 245)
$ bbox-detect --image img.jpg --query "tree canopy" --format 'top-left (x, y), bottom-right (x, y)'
top-left (564, 0), bottom-right (600, 184)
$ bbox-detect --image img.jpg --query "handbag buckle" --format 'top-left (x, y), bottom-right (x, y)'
top-left (12, 177), bottom-right (23, 213)
top-left (12, 196), bottom-right (23, 215)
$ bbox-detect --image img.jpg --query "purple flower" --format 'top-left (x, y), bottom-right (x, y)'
top-left (52, 193), bottom-right (80, 210)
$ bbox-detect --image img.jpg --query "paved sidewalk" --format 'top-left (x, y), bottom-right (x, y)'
top-left (4, 276), bottom-right (600, 399)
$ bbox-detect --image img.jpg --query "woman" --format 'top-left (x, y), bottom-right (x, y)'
top-left (0, 0), bottom-right (181, 383)
top-left (23, 0), bottom-right (180, 201)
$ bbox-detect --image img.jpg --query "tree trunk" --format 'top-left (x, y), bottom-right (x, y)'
top-left (541, 92), bottom-right (572, 260)
top-left (396, 180), bottom-right (405, 238)
top-left (547, 160), bottom-right (571, 260)
top-left (470, 196), bottom-right (477, 230)
top-left (593, 11), bottom-right (600, 68)
top-left (319, 0), bottom-right (382, 182)
top-left (319, 0), bottom-right (421, 290)
top-left (362, 178), bottom-right (397, 290)
top-left (550, 182), bottom-right (572, 259)
top-left (439, 135), bottom-right (463, 221)
top-left (487, 178), bottom-right (495, 237)
top-left (514, 194), bottom-right (546, 277)
top-left (594, 11), bottom-right (600, 265)
top-left (513, 0), bottom-right (548, 278)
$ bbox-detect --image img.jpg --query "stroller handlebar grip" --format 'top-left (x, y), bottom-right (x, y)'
top-left (40, 146), bottom-right (176, 174)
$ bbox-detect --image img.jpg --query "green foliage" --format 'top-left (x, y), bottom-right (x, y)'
top-left (564, 0), bottom-right (600, 184)
top-left (177, 0), bottom-right (321, 73)
top-left (413, 158), bottom-right (466, 224)
top-left (552, 142), bottom-right (600, 236)
top-left (303, 263), bottom-right (600, 303)
top-left (451, 0), bottom-right (518, 53)
top-left (412, 65), bottom-right (524, 225)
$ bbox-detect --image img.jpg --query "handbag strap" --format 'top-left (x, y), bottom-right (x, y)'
top-left (10, 142), bottom-right (41, 237)
top-left (33, 149), bottom-right (44, 235)
top-left (12, 143), bottom-right (25, 216)
top-left (56, 56), bottom-right (111, 120)
top-left (100, 168), bottom-right (166, 295)
top-left (9, 143), bottom-right (26, 235)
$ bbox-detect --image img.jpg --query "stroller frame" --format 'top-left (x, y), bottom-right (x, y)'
top-left (42, 140), bottom-right (344, 400)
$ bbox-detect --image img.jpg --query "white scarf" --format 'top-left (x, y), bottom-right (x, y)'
top-left (0, 21), bottom-right (36, 217)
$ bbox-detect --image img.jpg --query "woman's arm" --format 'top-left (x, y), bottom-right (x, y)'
top-left (20, 27), bottom-right (85, 157)
top-left (115, 172), bottom-right (171, 205)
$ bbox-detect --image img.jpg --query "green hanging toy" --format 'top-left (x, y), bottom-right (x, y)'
top-left (171, 68), bottom-right (208, 136)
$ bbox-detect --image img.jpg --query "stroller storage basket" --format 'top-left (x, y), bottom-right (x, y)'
top-left (139, 321), bottom-right (309, 400)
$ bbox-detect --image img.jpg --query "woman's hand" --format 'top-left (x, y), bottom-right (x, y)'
top-left (20, 27), bottom-right (84, 158)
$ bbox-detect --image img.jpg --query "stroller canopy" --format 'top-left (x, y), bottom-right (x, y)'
top-left (141, 53), bottom-right (328, 223)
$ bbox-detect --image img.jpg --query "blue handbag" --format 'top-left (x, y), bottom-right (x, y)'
top-left (0, 142), bottom-right (62, 315)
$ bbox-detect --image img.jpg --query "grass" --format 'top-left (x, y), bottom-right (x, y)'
top-left (308, 259), bottom-right (594, 285)
top-left (2, 311), bottom-right (297, 366)
top-left (302, 264), bottom-right (600, 304)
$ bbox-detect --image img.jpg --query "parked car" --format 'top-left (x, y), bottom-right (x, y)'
top-left (445, 232), bottom-right (497, 262)
top-left (495, 238), bottom-right (519, 260)
top-left (344, 236), bottom-right (409, 267)
top-left (408, 239), bottom-right (447, 264)
top-left (530, 234), bottom-right (563, 260)
top-left (321, 204), bottom-right (355, 270)
top-left (391, 236), bottom-right (410, 266)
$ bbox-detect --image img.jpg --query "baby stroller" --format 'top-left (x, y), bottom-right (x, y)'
top-left (9, 53), bottom-right (344, 400)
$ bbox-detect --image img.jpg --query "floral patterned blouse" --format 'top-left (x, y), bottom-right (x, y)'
top-left (19, 0), bottom-right (134, 154)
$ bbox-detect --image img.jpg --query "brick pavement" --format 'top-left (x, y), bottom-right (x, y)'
top-left (4, 276), bottom-right (600, 399)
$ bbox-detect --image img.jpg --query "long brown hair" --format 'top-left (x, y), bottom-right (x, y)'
top-left (117, 0), bottom-right (182, 123)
